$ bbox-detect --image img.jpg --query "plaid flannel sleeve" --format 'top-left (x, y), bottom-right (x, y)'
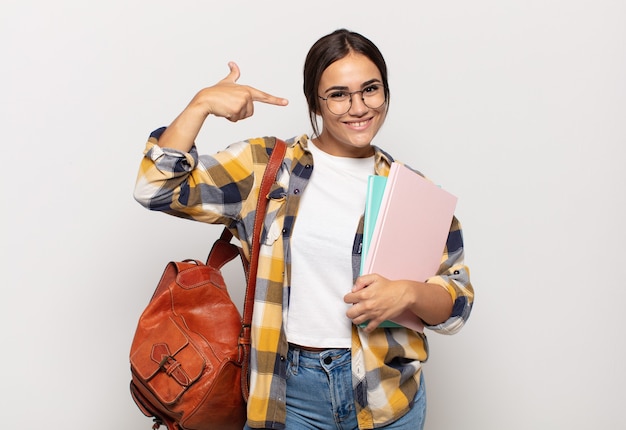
top-left (133, 127), bottom-right (258, 226)
top-left (424, 216), bottom-right (474, 335)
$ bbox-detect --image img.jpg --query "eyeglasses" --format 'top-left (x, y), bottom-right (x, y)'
top-left (318, 84), bottom-right (387, 115)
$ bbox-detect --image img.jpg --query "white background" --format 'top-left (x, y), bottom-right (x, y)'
top-left (1, 1), bottom-right (625, 429)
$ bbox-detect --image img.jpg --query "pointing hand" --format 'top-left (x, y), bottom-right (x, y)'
top-left (191, 62), bottom-right (289, 122)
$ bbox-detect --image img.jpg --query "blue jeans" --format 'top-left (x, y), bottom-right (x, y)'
top-left (245, 345), bottom-right (426, 429)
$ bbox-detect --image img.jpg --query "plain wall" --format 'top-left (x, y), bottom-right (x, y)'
top-left (1, 1), bottom-right (625, 428)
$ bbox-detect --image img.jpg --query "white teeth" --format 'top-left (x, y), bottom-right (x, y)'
top-left (348, 120), bottom-right (368, 127)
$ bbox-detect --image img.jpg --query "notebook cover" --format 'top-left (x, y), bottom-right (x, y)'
top-left (359, 175), bottom-right (403, 329)
top-left (362, 163), bottom-right (458, 332)
top-left (360, 175), bottom-right (387, 274)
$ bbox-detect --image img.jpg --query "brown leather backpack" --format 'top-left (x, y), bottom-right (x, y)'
top-left (129, 138), bottom-right (286, 430)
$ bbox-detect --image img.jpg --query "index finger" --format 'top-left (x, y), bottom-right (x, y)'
top-left (352, 273), bottom-right (376, 292)
top-left (249, 86), bottom-right (289, 107)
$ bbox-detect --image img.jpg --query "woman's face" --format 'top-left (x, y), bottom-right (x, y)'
top-left (315, 53), bottom-right (387, 158)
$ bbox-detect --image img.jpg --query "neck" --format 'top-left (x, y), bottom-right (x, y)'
top-left (312, 136), bottom-right (375, 158)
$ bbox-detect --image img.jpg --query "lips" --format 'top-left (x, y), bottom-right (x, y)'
top-left (344, 118), bottom-right (372, 128)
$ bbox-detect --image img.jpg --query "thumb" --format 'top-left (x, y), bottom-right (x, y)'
top-left (221, 61), bottom-right (241, 83)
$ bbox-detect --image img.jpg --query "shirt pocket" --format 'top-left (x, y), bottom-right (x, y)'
top-left (263, 184), bottom-right (287, 246)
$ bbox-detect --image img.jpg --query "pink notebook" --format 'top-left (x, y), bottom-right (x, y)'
top-left (362, 163), bottom-right (458, 332)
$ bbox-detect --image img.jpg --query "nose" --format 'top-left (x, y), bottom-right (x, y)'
top-left (348, 91), bottom-right (368, 114)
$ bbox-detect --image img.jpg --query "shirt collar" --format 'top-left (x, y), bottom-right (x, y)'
top-left (294, 134), bottom-right (393, 176)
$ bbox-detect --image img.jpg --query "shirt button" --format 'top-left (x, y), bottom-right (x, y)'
top-left (294, 189), bottom-right (300, 194)
top-left (305, 164), bottom-right (311, 169)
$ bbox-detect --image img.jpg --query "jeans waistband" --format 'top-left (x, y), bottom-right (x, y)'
top-left (288, 343), bottom-right (350, 357)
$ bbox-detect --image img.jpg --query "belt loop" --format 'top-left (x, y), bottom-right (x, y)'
top-left (289, 343), bottom-right (300, 369)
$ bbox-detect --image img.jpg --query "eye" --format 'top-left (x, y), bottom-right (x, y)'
top-left (363, 84), bottom-right (382, 94)
top-left (328, 91), bottom-right (349, 100)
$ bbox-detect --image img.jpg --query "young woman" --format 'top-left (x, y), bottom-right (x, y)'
top-left (134, 28), bottom-right (474, 430)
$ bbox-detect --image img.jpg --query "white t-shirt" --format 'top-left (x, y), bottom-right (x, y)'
top-left (286, 141), bottom-right (374, 348)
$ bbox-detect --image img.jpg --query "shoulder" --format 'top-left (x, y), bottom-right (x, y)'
top-left (244, 135), bottom-right (307, 159)
top-left (371, 147), bottom-right (427, 179)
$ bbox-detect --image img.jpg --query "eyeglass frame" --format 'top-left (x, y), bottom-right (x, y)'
top-left (317, 84), bottom-right (387, 115)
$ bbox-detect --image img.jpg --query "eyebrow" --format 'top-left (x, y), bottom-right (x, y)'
top-left (321, 78), bottom-right (383, 94)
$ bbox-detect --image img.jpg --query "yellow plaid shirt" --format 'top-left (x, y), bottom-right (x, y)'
top-left (134, 128), bottom-right (474, 429)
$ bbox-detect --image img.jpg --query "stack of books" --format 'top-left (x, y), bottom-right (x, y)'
top-left (359, 162), bottom-right (458, 331)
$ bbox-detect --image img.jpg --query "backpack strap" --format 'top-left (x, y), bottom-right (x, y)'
top-left (240, 137), bottom-right (287, 400)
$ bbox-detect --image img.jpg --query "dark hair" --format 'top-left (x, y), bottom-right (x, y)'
top-left (303, 29), bottom-right (391, 137)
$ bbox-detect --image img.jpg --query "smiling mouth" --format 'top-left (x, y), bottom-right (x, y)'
top-left (344, 119), bottom-right (371, 127)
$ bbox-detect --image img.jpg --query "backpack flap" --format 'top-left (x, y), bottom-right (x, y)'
top-left (130, 317), bottom-right (205, 405)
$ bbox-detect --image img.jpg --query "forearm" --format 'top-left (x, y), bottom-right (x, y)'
top-left (157, 99), bottom-right (210, 152)
top-left (407, 281), bottom-right (454, 326)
